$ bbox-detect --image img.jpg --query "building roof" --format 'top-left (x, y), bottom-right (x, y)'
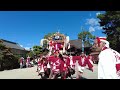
top-left (69, 39), bottom-right (82, 49)
top-left (0, 39), bottom-right (25, 50)
top-left (69, 39), bottom-right (91, 49)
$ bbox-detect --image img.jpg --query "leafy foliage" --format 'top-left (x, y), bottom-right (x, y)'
top-left (44, 32), bottom-right (56, 40)
top-left (26, 51), bottom-right (34, 58)
top-left (78, 31), bottom-right (96, 46)
top-left (0, 40), bottom-right (19, 71)
top-left (33, 46), bottom-right (43, 55)
top-left (97, 11), bottom-right (120, 52)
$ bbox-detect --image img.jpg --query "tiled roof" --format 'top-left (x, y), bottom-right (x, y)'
top-left (69, 39), bottom-right (91, 49)
top-left (1, 39), bottom-right (25, 50)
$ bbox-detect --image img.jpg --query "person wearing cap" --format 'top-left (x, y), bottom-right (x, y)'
top-left (94, 37), bottom-right (119, 79)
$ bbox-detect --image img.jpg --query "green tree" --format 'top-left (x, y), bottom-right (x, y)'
top-left (97, 11), bottom-right (120, 52)
top-left (42, 40), bottom-right (48, 49)
top-left (78, 31), bottom-right (96, 46)
top-left (44, 32), bottom-right (55, 40)
top-left (0, 40), bottom-right (11, 70)
top-left (0, 40), bottom-right (19, 70)
top-left (32, 45), bottom-right (43, 56)
top-left (26, 51), bottom-right (34, 58)
top-left (0, 43), bottom-right (5, 66)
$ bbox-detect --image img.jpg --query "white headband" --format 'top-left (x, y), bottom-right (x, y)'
top-left (100, 39), bottom-right (109, 48)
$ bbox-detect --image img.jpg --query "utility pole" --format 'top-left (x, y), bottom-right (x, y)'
top-left (81, 26), bottom-right (84, 52)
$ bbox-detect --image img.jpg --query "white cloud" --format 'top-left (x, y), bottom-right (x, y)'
top-left (95, 26), bottom-right (102, 30)
top-left (20, 45), bottom-right (23, 47)
top-left (89, 26), bottom-right (102, 33)
top-left (89, 26), bottom-right (95, 33)
top-left (86, 18), bottom-right (99, 26)
top-left (96, 12), bottom-right (101, 16)
top-left (19, 44), bottom-right (33, 51)
top-left (24, 47), bottom-right (31, 50)
top-left (86, 17), bottom-right (102, 33)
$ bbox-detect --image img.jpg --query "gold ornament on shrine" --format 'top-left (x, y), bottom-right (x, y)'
top-left (48, 32), bottom-right (66, 44)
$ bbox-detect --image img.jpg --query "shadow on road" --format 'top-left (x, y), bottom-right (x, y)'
top-left (80, 77), bottom-right (87, 79)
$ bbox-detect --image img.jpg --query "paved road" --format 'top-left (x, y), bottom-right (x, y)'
top-left (77, 64), bottom-right (98, 79)
top-left (0, 64), bottom-right (98, 79)
top-left (0, 66), bottom-right (40, 79)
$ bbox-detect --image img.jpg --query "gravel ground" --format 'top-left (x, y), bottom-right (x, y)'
top-left (0, 64), bottom-right (98, 79)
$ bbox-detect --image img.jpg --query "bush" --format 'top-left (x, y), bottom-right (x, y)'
top-left (26, 51), bottom-right (34, 58)
top-left (11, 55), bottom-right (20, 69)
top-left (2, 54), bottom-right (20, 70)
top-left (0, 41), bottom-right (20, 70)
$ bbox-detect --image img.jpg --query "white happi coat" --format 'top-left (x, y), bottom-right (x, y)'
top-left (98, 48), bottom-right (119, 79)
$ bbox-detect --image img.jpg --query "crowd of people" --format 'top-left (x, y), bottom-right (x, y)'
top-left (36, 50), bottom-right (94, 79)
top-left (18, 36), bottom-right (120, 79)
top-left (36, 36), bottom-right (120, 79)
top-left (19, 56), bottom-right (34, 69)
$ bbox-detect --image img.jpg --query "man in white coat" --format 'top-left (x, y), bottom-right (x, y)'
top-left (94, 37), bottom-right (119, 79)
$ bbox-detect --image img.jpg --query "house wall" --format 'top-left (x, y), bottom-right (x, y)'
top-left (67, 46), bottom-right (91, 56)
top-left (11, 48), bottom-right (29, 57)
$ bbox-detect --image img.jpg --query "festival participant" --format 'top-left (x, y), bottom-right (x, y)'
top-left (37, 56), bottom-right (47, 79)
top-left (20, 57), bottom-right (24, 69)
top-left (63, 53), bottom-right (70, 70)
top-left (26, 56), bottom-right (31, 68)
top-left (53, 41), bottom-right (63, 52)
top-left (48, 50), bottom-right (61, 79)
top-left (37, 57), bottom-right (42, 76)
top-left (59, 54), bottom-right (68, 79)
top-left (86, 54), bottom-right (94, 72)
top-left (67, 55), bottom-right (76, 78)
top-left (44, 55), bottom-right (51, 78)
top-left (36, 54), bottom-right (42, 72)
top-left (94, 37), bottom-right (120, 79)
top-left (52, 50), bottom-right (61, 79)
top-left (76, 52), bottom-right (87, 79)
top-left (69, 55), bottom-right (76, 70)
top-left (46, 52), bottom-right (56, 79)
top-left (49, 40), bottom-right (54, 52)
top-left (62, 53), bottom-right (73, 79)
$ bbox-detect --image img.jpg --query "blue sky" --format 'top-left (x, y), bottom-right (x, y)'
top-left (0, 11), bottom-right (106, 50)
